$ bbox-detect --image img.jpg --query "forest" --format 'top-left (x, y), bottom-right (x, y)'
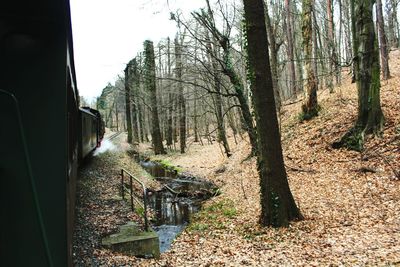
top-left (75, 0), bottom-right (400, 265)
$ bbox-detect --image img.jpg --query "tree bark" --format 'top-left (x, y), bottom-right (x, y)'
top-left (243, 0), bottom-right (303, 227)
top-left (124, 63), bottom-right (133, 143)
top-left (174, 36), bottom-right (186, 154)
top-left (301, 0), bottom-right (319, 120)
top-left (144, 40), bottom-right (166, 154)
top-left (376, 0), bottom-right (390, 80)
top-left (264, 3), bottom-right (281, 110)
top-left (353, 0), bottom-right (384, 134)
top-left (166, 37), bottom-right (174, 147)
top-left (327, 0), bottom-right (340, 90)
top-left (284, 0), bottom-right (297, 97)
top-left (334, 0), bottom-right (384, 151)
top-left (130, 58), bottom-right (140, 143)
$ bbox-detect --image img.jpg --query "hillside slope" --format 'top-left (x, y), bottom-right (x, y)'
top-left (135, 50), bottom-right (400, 266)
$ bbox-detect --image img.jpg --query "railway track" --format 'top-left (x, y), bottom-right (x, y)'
top-left (107, 131), bottom-right (122, 141)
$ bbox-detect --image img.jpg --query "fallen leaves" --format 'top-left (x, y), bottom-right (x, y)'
top-left (74, 52), bottom-right (400, 266)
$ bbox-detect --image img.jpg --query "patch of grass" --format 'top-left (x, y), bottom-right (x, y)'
top-left (188, 223), bottom-right (209, 231)
top-left (222, 207), bottom-right (237, 218)
top-left (188, 199), bottom-right (237, 233)
top-left (135, 206), bottom-right (144, 217)
top-left (204, 199), bottom-right (237, 217)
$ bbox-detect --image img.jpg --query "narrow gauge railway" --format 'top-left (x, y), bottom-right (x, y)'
top-left (0, 1), bottom-right (104, 266)
top-left (107, 131), bottom-right (123, 141)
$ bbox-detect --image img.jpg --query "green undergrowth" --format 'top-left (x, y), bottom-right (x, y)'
top-left (332, 126), bottom-right (365, 152)
top-left (187, 199), bottom-right (237, 233)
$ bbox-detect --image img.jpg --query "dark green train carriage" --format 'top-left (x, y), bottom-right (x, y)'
top-left (0, 1), bottom-right (83, 266)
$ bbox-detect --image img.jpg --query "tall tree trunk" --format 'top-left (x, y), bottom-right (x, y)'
top-left (124, 63), bottom-right (133, 143)
top-left (376, 0), bottom-right (390, 80)
top-left (337, 0), bottom-right (343, 86)
top-left (173, 96), bottom-right (179, 144)
top-left (131, 58), bottom-right (140, 143)
top-left (193, 28), bottom-right (200, 143)
top-left (284, 0), bottom-right (297, 97)
top-left (165, 38), bottom-right (174, 147)
top-left (174, 36), bottom-right (186, 154)
top-left (205, 33), bottom-right (231, 157)
top-left (312, 7), bottom-right (319, 91)
top-left (243, 0), bottom-right (303, 227)
top-left (387, 1), bottom-right (399, 48)
top-left (301, 0), bottom-right (319, 120)
top-left (343, 0), bottom-right (353, 63)
top-left (391, 0), bottom-right (400, 48)
top-left (334, 0), bottom-right (384, 151)
top-left (193, 85), bottom-right (199, 142)
top-left (264, 3), bottom-right (281, 110)
top-left (144, 40), bottom-right (166, 154)
top-left (138, 100), bottom-right (144, 142)
top-left (327, 0), bottom-right (340, 90)
top-left (115, 101), bottom-right (119, 131)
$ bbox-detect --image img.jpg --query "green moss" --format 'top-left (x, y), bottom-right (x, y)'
top-left (156, 159), bottom-right (183, 173)
top-left (344, 130), bottom-right (364, 151)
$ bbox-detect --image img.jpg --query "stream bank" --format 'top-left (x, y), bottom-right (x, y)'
top-left (139, 159), bottom-right (219, 253)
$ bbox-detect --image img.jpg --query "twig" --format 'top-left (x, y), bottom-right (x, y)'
top-left (373, 152), bottom-right (400, 179)
top-left (240, 178), bottom-right (248, 200)
top-left (285, 164), bottom-right (317, 173)
top-left (352, 167), bottom-right (377, 173)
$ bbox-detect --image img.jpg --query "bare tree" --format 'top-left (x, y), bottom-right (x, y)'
top-left (243, 0), bottom-right (303, 227)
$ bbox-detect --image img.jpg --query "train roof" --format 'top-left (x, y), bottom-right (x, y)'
top-left (79, 107), bottom-right (98, 117)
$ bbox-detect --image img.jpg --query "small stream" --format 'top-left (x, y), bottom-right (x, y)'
top-left (140, 160), bottom-right (217, 253)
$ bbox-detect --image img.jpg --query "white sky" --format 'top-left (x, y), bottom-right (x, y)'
top-left (70, 0), bottom-right (205, 101)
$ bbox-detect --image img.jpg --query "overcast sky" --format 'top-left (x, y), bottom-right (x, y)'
top-left (70, 0), bottom-right (205, 101)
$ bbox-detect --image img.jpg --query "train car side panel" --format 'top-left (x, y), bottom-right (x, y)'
top-left (0, 1), bottom-right (71, 266)
top-left (79, 108), bottom-right (98, 160)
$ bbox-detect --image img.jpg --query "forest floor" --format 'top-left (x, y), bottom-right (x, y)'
top-left (74, 50), bottom-right (400, 266)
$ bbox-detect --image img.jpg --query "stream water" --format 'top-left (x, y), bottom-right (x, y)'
top-left (140, 160), bottom-right (217, 253)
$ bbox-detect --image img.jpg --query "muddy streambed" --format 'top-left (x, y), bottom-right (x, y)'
top-left (140, 160), bottom-right (218, 253)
